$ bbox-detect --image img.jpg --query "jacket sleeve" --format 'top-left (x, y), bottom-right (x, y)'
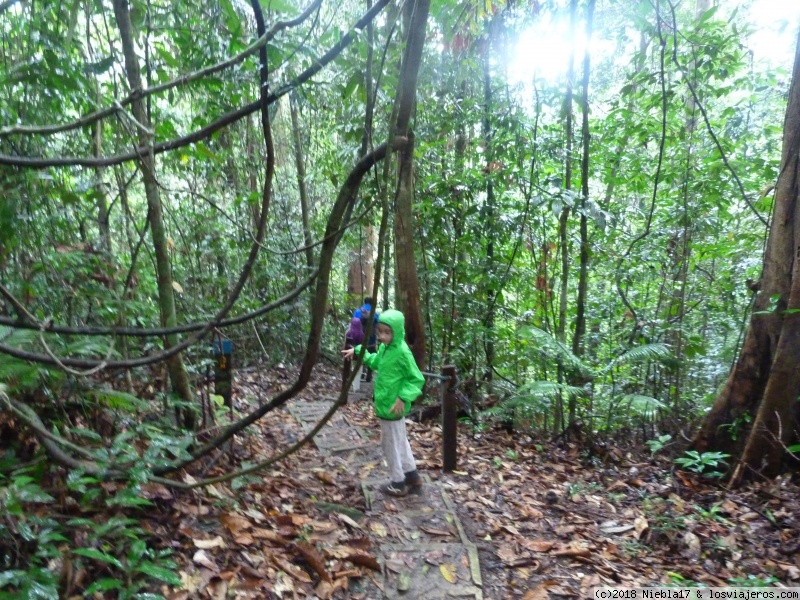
top-left (354, 344), bottom-right (381, 370)
top-left (398, 351), bottom-right (425, 403)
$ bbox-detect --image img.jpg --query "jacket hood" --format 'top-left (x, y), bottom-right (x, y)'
top-left (378, 309), bottom-right (405, 347)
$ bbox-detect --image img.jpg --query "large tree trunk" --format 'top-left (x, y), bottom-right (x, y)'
top-left (113, 0), bottom-right (195, 427)
top-left (392, 0), bottom-right (429, 369)
top-left (694, 31), bottom-right (800, 483)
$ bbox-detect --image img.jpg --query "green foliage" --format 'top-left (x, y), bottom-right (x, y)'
top-left (0, 329), bottom-right (64, 394)
top-left (665, 572), bottom-right (704, 588)
top-left (646, 434), bottom-right (672, 455)
top-left (674, 450), bottom-right (730, 477)
top-left (480, 322), bottom-right (672, 433)
top-left (727, 575), bottom-right (779, 587)
top-left (691, 502), bottom-right (733, 526)
top-left (518, 326), bottom-right (595, 378)
top-left (718, 413), bottom-right (751, 441)
top-left (0, 454), bottom-right (180, 598)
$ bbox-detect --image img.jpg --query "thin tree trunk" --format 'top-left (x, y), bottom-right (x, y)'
top-left (84, 4), bottom-right (111, 255)
top-left (392, 0), bottom-right (429, 368)
top-left (572, 0), bottom-right (595, 359)
top-left (665, 0), bottom-right (710, 412)
top-left (482, 47), bottom-right (495, 383)
top-left (289, 93), bottom-right (314, 271)
top-left (113, 0), bottom-right (194, 426)
top-left (556, 0), bottom-right (577, 432)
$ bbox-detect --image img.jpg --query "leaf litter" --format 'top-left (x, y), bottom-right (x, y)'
top-left (122, 363), bottom-right (800, 598)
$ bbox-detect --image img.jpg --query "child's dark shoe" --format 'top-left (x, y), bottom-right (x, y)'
top-left (383, 481), bottom-right (408, 497)
top-left (404, 470), bottom-right (423, 494)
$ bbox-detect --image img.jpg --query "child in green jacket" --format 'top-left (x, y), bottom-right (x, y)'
top-left (342, 309), bottom-right (425, 496)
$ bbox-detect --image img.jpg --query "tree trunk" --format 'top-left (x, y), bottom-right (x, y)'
top-left (347, 226), bottom-right (375, 302)
top-left (395, 132), bottom-right (425, 367)
top-left (694, 30), bottom-right (800, 483)
top-left (572, 0), bottom-right (595, 360)
top-left (289, 93), bottom-right (315, 271)
top-left (392, 0), bottom-right (429, 369)
top-left (113, 0), bottom-right (195, 427)
top-left (480, 42), bottom-right (497, 384)
top-left (555, 0), bottom-right (577, 432)
top-left (664, 0), bottom-right (711, 412)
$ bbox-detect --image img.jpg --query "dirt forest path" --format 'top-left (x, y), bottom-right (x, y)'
top-left (173, 364), bottom-right (799, 599)
top-left (287, 380), bottom-right (483, 599)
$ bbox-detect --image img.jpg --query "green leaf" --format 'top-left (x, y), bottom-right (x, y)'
top-left (194, 142), bottom-right (218, 161)
top-left (73, 548), bottom-right (125, 569)
top-left (91, 389), bottom-right (148, 412)
top-left (219, 0), bottom-right (243, 36)
top-left (85, 55), bottom-right (115, 74)
top-left (135, 561), bottom-right (181, 585)
top-left (85, 578), bottom-right (124, 594)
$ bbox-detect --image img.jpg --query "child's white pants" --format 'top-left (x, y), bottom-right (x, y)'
top-left (380, 418), bottom-right (416, 483)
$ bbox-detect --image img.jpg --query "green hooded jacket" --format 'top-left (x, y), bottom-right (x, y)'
top-left (354, 309), bottom-right (425, 420)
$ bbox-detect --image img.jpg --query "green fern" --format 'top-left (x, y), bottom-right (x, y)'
top-left (619, 394), bottom-right (667, 418)
top-left (518, 326), bottom-right (595, 378)
top-left (0, 326), bottom-right (39, 347)
top-left (601, 343), bottom-right (670, 374)
top-left (64, 337), bottom-right (120, 359)
top-left (0, 356), bottom-right (62, 392)
top-left (89, 389), bottom-right (148, 412)
top-left (518, 380), bottom-right (586, 400)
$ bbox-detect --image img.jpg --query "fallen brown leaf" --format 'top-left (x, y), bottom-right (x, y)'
top-left (553, 546), bottom-right (591, 558)
top-left (522, 539), bottom-right (557, 553)
top-left (419, 526), bottom-right (453, 537)
top-left (192, 549), bottom-right (217, 571)
top-left (315, 470), bottom-right (336, 485)
top-left (271, 554), bottom-right (312, 583)
top-left (291, 540), bottom-right (332, 582)
top-left (193, 536), bottom-right (226, 550)
top-left (369, 521), bottom-right (388, 537)
top-left (521, 579), bottom-right (559, 600)
top-left (220, 512), bottom-right (252, 536)
top-left (251, 528), bottom-right (288, 546)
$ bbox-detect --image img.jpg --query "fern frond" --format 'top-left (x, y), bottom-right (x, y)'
top-left (518, 380), bottom-right (586, 400)
top-left (618, 394), bottom-right (667, 416)
top-left (602, 343), bottom-right (671, 373)
top-left (0, 326), bottom-right (40, 348)
top-left (518, 326), bottom-right (595, 378)
top-left (478, 405), bottom-right (513, 419)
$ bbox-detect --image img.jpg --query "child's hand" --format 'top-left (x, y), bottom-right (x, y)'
top-left (389, 398), bottom-right (405, 417)
top-left (342, 348), bottom-right (354, 361)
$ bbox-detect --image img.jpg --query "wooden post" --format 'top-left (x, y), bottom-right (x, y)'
top-left (213, 339), bottom-right (233, 408)
top-left (441, 365), bottom-right (457, 472)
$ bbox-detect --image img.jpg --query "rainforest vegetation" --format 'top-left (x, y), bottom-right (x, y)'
top-left (1, 0), bottom-right (800, 596)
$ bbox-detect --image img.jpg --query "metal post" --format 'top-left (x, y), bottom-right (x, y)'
top-left (441, 365), bottom-right (457, 472)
